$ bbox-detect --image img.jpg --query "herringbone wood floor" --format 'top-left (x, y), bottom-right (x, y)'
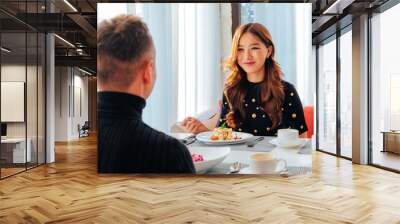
top-left (1, 135), bottom-right (400, 223)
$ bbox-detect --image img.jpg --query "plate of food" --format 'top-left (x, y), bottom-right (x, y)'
top-left (196, 126), bottom-right (253, 145)
top-left (189, 146), bottom-right (231, 173)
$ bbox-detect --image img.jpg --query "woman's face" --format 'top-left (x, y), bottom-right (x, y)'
top-left (237, 32), bottom-right (270, 75)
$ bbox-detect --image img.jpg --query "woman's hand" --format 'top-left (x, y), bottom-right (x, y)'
top-left (181, 117), bottom-right (210, 134)
top-left (225, 111), bottom-right (237, 129)
top-left (299, 132), bottom-right (307, 138)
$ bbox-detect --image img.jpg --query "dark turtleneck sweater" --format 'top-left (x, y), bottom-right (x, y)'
top-left (97, 92), bottom-right (195, 173)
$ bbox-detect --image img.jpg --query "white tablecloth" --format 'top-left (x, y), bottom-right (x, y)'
top-left (171, 133), bottom-right (313, 175)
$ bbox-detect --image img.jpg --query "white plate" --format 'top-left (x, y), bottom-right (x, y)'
top-left (239, 166), bottom-right (286, 174)
top-left (196, 131), bottom-right (253, 145)
top-left (269, 138), bottom-right (308, 148)
top-left (188, 146), bottom-right (231, 174)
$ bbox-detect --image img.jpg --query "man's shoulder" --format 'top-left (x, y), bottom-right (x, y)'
top-left (140, 124), bottom-right (186, 149)
top-left (160, 132), bottom-right (187, 152)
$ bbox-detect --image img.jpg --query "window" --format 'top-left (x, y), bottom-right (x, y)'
top-left (340, 28), bottom-right (352, 158)
top-left (0, 1), bottom-right (46, 179)
top-left (371, 3), bottom-right (400, 171)
top-left (317, 37), bottom-right (337, 154)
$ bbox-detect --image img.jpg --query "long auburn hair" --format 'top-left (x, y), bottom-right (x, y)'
top-left (224, 23), bottom-right (284, 129)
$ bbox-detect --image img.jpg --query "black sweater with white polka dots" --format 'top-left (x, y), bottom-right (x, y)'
top-left (217, 80), bottom-right (308, 136)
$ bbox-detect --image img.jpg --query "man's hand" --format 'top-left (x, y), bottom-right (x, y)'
top-left (181, 117), bottom-right (210, 134)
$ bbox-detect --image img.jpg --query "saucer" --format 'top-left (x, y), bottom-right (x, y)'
top-left (239, 166), bottom-right (285, 174)
top-left (269, 138), bottom-right (308, 148)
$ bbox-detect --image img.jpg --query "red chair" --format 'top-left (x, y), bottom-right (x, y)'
top-left (303, 106), bottom-right (314, 138)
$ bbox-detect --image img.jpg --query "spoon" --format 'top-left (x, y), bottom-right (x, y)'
top-left (229, 162), bottom-right (241, 174)
top-left (246, 136), bottom-right (264, 147)
top-left (279, 169), bottom-right (289, 178)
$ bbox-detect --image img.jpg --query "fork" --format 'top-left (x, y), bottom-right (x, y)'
top-left (184, 138), bottom-right (197, 145)
top-left (181, 135), bottom-right (196, 144)
top-left (182, 134), bottom-right (196, 145)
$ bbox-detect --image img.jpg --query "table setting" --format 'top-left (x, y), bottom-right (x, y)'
top-left (170, 128), bottom-right (313, 176)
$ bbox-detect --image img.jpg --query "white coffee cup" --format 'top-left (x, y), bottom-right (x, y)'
top-left (249, 152), bottom-right (287, 174)
top-left (277, 129), bottom-right (299, 146)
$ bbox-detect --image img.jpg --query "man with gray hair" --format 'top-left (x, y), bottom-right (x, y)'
top-left (97, 15), bottom-right (195, 173)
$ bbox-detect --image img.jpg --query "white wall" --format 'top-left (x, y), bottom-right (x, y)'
top-left (72, 72), bottom-right (89, 138)
top-left (55, 66), bottom-right (69, 141)
top-left (54, 67), bottom-right (89, 141)
top-left (1, 65), bottom-right (26, 141)
top-left (1, 63), bottom-right (46, 164)
top-left (1, 65), bottom-right (38, 137)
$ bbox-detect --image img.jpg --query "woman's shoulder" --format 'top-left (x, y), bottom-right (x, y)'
top-left (281, 80), bottom-right (296, 92)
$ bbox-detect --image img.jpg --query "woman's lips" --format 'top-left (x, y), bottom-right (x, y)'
top-left (243, 62), bottom-right (255, 65)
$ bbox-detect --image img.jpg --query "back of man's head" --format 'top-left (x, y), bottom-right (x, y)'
top-left (97, 15), bottom-right (154, 90)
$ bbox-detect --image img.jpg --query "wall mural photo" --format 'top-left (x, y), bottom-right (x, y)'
top-left (97, 3), bottom-right (313, 175)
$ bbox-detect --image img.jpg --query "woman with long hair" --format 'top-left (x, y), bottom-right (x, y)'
top-left (182, 23), bottom-right (308, 137)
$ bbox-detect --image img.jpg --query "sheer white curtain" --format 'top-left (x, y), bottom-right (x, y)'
top-left (175, 4), bottom-right (226, 121)
top-left (129, 4), bottom-right (176, 133)
top-left (98, 3), bottom-right (230, 133)
top-left (138, 3), bottom-right (229, 132)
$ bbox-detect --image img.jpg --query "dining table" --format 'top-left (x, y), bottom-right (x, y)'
top-left (171, 133), bottom-right (313, 176)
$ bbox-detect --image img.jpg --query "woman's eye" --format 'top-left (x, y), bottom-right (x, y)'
top-left (252, 47), bottom-right (260, 50)
top-left (238, 48), bottom-right (244, 52)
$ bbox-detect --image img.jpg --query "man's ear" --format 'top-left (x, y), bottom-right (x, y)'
top-left (142, 59), bottom-right (154, 84)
